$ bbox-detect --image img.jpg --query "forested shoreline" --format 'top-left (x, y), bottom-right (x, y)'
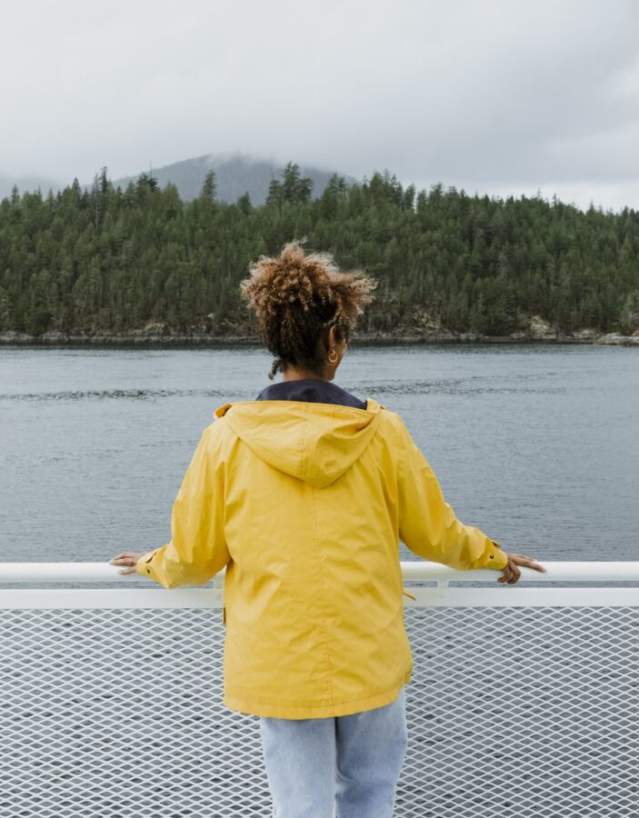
top-left (1, 163), bottom-right (639, 344)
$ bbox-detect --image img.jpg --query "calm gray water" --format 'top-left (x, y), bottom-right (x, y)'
top-left (1, 343), bottom-right (638, 564)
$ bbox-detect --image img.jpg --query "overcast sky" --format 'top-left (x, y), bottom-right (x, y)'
top-left (2, 0), bottom-right (639, 210)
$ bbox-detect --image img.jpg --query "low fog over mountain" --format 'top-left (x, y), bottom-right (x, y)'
top-left (1, 153), bottom-right (355, 205)
top-left (0, 172), bottom-right (60, 199)
top-left (112, 153), bottom-right (356, 204)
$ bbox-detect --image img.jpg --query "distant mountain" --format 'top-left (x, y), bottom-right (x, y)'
top-left (0, 173), bottom-right (60, 200)
top-left (112, 152), bottom-right (356, 204)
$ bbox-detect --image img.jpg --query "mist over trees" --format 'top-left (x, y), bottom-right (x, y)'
top-left (1, 161), bottom-right (638, 339)
top-left (110, 153), bottom-right (349, 205)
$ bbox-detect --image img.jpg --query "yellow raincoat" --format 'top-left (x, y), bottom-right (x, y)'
top-left (136, 398), bottom-right (509, 719)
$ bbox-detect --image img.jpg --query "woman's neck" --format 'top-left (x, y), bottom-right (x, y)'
top-left (281, 366), bottom-right (329, 383)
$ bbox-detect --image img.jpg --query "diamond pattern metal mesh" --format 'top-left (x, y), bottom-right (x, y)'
top-left (1, 602), bottom-right (638, 817)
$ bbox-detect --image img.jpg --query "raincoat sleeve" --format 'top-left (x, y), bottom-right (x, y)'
top-left (135, 425), bottom-right (230, 588)
top-left (396, 419), bottom-right (509, 571)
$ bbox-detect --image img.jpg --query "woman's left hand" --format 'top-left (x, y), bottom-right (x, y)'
top-left (110, 551), bottom-right (144, 575)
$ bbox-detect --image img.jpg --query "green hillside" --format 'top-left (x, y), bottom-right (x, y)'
top-left (1, 162), bottom-right (638, 340)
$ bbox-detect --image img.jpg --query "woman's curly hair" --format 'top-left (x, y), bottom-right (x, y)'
top-left (241, 240), bottom-right (376, 379)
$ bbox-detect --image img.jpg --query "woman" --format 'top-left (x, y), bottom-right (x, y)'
top-left (112, 241), bottom-right (545, 818)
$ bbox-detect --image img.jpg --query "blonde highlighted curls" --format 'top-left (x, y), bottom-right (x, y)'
top-left (240, 240), bottom-right (376, 379)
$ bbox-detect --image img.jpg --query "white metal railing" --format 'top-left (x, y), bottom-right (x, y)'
top-left (3, 558), bottom-right (639, 583)
top-left (1, 561), bottom-right (638, 818)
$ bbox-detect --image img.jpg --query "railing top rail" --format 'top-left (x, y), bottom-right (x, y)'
top-left (1, 561), bottom-right (638, 584)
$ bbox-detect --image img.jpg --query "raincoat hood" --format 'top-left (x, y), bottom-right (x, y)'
top-left (214, 398), bottom-right (384, 488)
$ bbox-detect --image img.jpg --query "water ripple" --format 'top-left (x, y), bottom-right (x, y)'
top-left (358, 379), bottom-right (568, 396)
top-left (0, 387), bottom-right (228, 402)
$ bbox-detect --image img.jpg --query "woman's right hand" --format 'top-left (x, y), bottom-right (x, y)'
top-left (498, 552), bottom-right (546, 584)
top-left (111, 551), bottom-right (145, 575)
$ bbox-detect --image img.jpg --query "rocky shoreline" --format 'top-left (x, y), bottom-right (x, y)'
top-left (2, 328), bottom-right (639, 347)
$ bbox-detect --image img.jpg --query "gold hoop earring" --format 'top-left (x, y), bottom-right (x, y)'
top-left (328, 350), bottom-right (338, 365)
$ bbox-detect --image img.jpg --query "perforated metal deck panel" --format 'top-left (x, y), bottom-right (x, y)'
top-left (1, 597), bottom-right (638, 817)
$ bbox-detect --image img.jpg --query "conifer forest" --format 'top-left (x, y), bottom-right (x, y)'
top-left (1, 162), bottom-right (638, 340)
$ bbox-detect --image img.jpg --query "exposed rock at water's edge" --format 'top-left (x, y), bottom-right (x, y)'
top-left (527, 315), bottom-right (556, 339)
top-left (593, 333), bottom-right (639, 346)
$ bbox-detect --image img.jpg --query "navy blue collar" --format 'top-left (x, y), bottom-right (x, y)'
top-left (255, 378), bottom-right (367, 410)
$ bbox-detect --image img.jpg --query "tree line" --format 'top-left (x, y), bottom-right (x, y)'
top-left (1, 161), bottom-right (638, 339)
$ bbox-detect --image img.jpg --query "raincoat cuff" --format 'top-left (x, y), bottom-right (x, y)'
top-left (483, 539), bottom-right (509, 570)
top-left (136, 548), bottom-right (159, 578)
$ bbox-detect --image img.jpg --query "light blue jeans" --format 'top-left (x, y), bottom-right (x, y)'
top-left (259, 686), bottom-right (408, 818)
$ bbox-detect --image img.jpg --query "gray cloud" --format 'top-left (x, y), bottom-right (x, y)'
top-left (2, 0), bottom-right (638, 210)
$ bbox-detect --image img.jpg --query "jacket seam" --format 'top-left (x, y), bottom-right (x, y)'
top-left (309, 483), bottom-right (337, 711)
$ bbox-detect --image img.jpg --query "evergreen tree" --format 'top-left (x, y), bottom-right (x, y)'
top-left (266, 178), bottom-right (283, 208)
top-left (281, 162), bottom-right (313, 204)
top-left (201, 170), bottom-right (217, 201)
